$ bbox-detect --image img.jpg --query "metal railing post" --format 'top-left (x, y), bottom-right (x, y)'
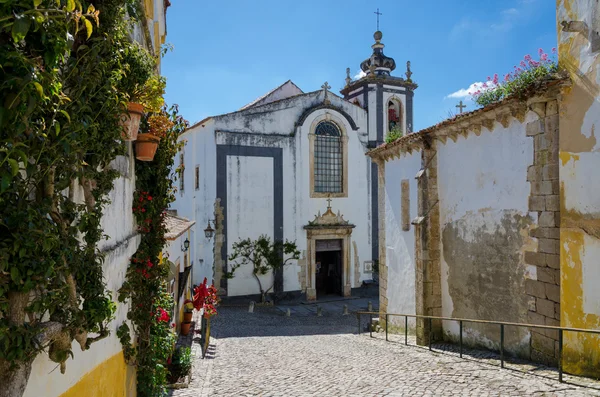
top-left (459, 320), bottom-right (463, 358)
top-left (500, 324), bottom-right (505, 369)
top-left (357, 313), bottom-right (361, 335)
top-left (405, 316), bottom-right (408, 345)
top-left (559, 329), bottom-right (563, 383)
top-left (369, 314), bottom-right (373, 338)
top-left (429, 317), bottom-right (432, 351)
top-left (385, 314), bottom-right (388, 341)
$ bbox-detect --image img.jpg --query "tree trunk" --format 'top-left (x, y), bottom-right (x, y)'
top-left (0, 358), bottom-right (34, 397)
top-left (253, 273), bottom-right (266, 303)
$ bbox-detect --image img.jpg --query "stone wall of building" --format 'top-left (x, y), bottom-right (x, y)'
top-left (524, 100), bottom-right (561, 365)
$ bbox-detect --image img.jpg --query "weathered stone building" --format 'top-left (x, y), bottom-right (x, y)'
top-left (174, 31), bottom-right (416, 300)
top-left (368, 0), bottom-right (600, 378)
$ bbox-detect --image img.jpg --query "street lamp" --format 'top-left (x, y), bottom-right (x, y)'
top-left (182, 238), bottom-right (190, 252)
top-left (204, 220), bottom-right (215, 240)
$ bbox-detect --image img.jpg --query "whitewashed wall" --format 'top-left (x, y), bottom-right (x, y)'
top-left (174, 124), bottom-right (216, 287)
top-left (227, 156), bottom-right (275, 296)
top-left (436, 115), bottom-right (536, 353)
top-left (24, 148), bottom-right (140, 397)
top-left (383, 151), bottom-right (420, 327)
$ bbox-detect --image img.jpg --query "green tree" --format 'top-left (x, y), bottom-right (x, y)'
top-left (227, 236), bottom-right (300, 303)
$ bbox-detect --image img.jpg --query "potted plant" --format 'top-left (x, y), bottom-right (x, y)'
top-left (118, 42), bottom-right (160, 141)
top-left (136, 111), bottom-right (174, 161)
top-left (183, 300), bottom-right (194, 323)
top-left (180, 321), bottom-right (192, 336)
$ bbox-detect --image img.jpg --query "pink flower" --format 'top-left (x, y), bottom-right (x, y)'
top-left (504, 74), bottom-right (511, 82)
top-left (493, 73), bottom-right (499, 85)
top-left (538, 48), bottom-right (544, 55)
top-left (520, 60), bottom-right (526, 68)
top-left (540, 53), bottom-right (548, 61)
top-left (524, 54), bottom-right (532, 61)
top-left (552, 47), bottom-right (557, 53)
top-left (487, 76), bottom-right (491, 81)
top-left (482, 82), bottom-right (488, 88)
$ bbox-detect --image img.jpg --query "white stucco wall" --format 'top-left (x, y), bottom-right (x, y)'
top-left (227, 156), bottom-right (275, 296)
top-left (24, 149), bottom-right (140, 397)
top-left (436, 115), bottom-right (536, 349)
top-left (383, 151), bottom-right (421, 328)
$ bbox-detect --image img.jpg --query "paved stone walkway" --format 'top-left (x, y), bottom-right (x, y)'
top-left (170, 305), bottom-right (600, 397)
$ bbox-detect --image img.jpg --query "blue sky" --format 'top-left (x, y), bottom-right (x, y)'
top-left (161, 0), bottom-right (557, 131)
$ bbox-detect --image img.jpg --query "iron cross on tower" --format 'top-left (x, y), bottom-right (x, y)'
top-left (374, 8), bottom-right (382, 30)
top-left (456, 100), bottom-right (467, 114)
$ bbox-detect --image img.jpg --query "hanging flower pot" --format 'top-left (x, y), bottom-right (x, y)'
top-left (121, 102), bottom-right (144, 141)
top-left (135, 133), bottom-right (160, 161)
top-left (180, 321), bottom-right (192, 336)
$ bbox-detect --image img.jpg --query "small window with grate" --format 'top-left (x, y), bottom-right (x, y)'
top-left (314, 121), bottom-right (343, 193)
top-left (195, 165), bottom-right (200, 190)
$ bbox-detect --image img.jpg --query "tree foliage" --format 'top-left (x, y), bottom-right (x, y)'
top-left (227, 236), bottom-right (300, 302)
top-left (0, 0), bottom-right (155, 395)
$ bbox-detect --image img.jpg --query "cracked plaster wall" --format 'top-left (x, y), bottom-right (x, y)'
top-left (437, 117), bottom-right (537, 357)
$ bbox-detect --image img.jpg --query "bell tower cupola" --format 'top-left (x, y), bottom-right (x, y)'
top-left (340, 24), bottom-right (417, 147)
top-left (360, 31), bottom-right (396, 77)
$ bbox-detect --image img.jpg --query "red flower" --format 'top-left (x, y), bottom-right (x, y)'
top-left (147, 196), bottom-right (153, 201)
top-left (158, 308), bottom-right (170, 323)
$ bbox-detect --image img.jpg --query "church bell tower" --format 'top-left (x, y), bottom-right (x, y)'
top-left (340, 30), bottom-right (417, 147)
top-left (339, 26), bottom-right (417, 264)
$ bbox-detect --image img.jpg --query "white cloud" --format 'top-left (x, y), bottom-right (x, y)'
top-left (445, 81), bottom-right (496, 99)
top-left (354, 70), bottom-right (366, 79)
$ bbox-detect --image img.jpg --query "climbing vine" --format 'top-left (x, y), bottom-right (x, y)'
top-left (118, 105), bottom-right (187, 397)
top-left (0, 0), bottom-right (155, 395)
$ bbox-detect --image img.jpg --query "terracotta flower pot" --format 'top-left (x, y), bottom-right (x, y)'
top-left (183, 312), bottom-right (193, 323)
top-left (121, 102), bottom-right (144, 141)
top-left (135, 133), bottom-right (160, 161)
top-left (180, 321), bottom-right (192, 336)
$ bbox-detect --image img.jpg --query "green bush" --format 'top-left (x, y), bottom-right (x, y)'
top-left (471, 49), bottom-right (559, 108)
top-left (385, 126), bottom-right (403, 144)
top-left (169, 347), bottom-right (192, 382)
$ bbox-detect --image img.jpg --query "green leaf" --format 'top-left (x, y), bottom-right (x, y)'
top-left (83, 18), bottom-right (93, 39)
top-left (55, 122), bottom-right (60, 136)
top-left (10, 267), bottom-right (20, 283)
top-left (11, 16), bottom-right (31, 42)
top-left (66, 0), bottom-right (75, 12)
top-left (7, 159), bottom-right (19, 177)
top-left (59, 110), bottom-right (70, 122)
top-left (0, 175), bottom-right (11, 193)
top-left (33, 82), bottom-right (43, 97)
top-left (33, 0), bottom-right (42, 6)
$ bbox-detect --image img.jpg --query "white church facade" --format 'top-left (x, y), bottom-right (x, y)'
top-left (173, 31), bottom-right (416, 301)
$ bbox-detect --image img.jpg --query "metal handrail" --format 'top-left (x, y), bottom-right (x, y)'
top-left (357, 311), bottom-right (600, 383)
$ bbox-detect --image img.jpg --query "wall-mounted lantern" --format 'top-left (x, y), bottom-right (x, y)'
top-left (204, 220), bottom-right (215, 240)
top-left (182, 238), bottom-right (190, 252)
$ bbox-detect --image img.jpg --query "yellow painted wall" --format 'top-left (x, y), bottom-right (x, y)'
top-left (59, 351), bottom-right (136, 397)
top-left (557, 0), bottom-right (600, 378)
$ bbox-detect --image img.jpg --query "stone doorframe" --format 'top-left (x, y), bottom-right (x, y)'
top-left (303, 202), bottom-right (355, 301)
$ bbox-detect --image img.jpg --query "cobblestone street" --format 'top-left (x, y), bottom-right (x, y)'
top-left (171, 305), bottom-right (600, 397)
